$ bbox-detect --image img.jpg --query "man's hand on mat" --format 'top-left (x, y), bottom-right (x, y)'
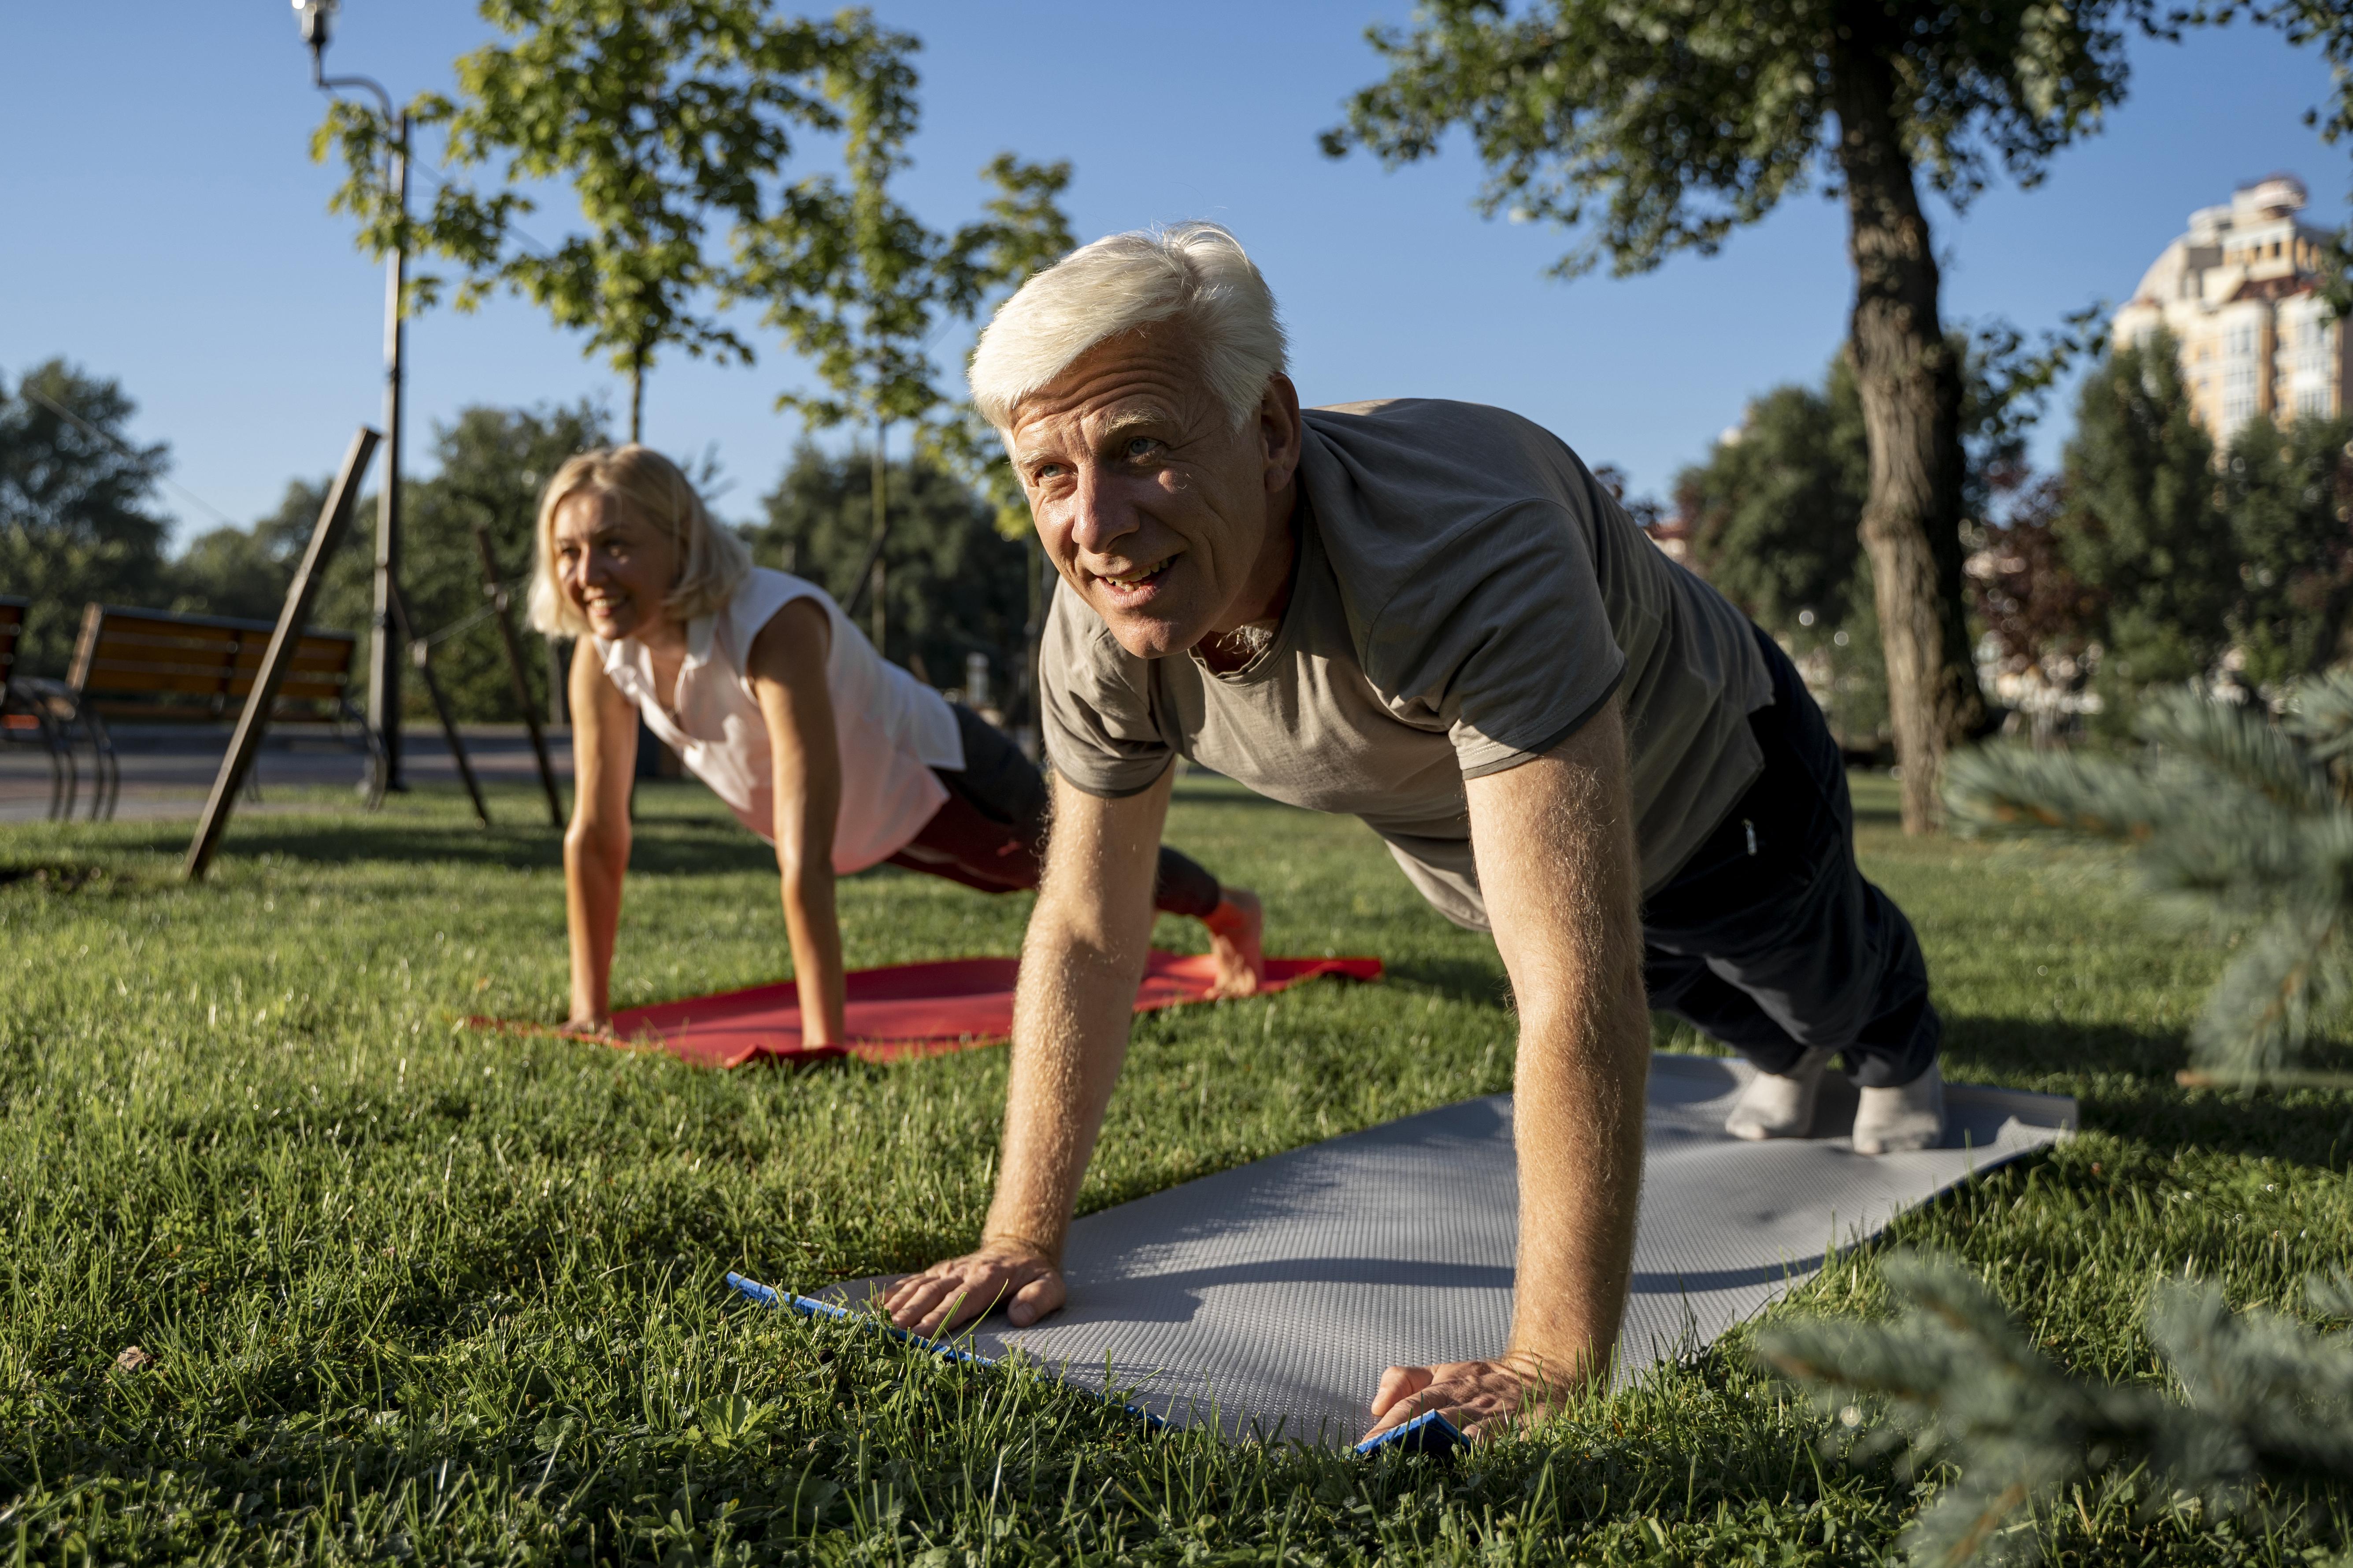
top-left (1364, 1354), bottom-right (1560, 1442)
top-left (882, 1239), bottom-right (1064, 1337)
top-left (1202, 888), bottom-right (1264, 999)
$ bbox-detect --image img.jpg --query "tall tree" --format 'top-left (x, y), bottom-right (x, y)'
top-left (170, 480), bottom-right (342, 629)
top-left (734, 24), bottom-right (1071, 650)
top-left (1671, 356), bottom-right (1888, 747)
top-left (0, 360), bottom-right (172, 674)
top-left (165, 404), bottom-right (606, 721)
top-left (1966, 474), bottom-right (2103, 745)
top-left (2220, 411), bottom-right (2353, 686)
top-left (1325, 0), bottom-right (2166, 831)
top-left (316, 0), bottom-right (878, 441)
top-left (749, 443), bottom-right (1029, 692)
top-left (396, 403), bottom-right (611, 722)
top-left (2057, 332), bottom-right (2234, 705)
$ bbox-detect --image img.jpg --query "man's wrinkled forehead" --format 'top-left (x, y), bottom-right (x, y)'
top-left (1004, 326), bottom-right (1215, 457)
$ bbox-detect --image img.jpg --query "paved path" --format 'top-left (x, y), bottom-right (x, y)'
top-left (0, 723), bottom-right (574, 824)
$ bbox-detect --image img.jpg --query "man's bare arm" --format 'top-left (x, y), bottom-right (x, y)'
top-left (883, 766), bottom-right (1171, 1336)
top-left (1364, 696), bottom-right (1650, 1439)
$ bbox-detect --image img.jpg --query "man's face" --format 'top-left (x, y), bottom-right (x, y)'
top-left (1008, 325), bottom-right (1299, 660)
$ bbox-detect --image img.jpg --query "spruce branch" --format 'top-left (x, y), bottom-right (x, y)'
top-left (1759, 1250), bottom-right (2353, 1567)
top-left (1945, 676), bottom-right (2353, 1084)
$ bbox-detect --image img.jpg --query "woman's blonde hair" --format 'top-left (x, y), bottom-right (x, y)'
top-left (527, 444), bottom-right (752, 638)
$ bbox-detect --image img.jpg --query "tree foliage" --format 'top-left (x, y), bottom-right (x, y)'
top-left (1679, 359), bottom-right (1869, 633)
top-left (2220, 412), bottom-right (2353, 686)
top-left (1319, 0), bottom-right (2145, 280)
top-left (0, 360), bottom-right (172, 674)
top-left (746, 444), bottom-right (1029, 695)
top-left (1671, 354), bottom-right (1887, 746)
top-left (1946, 673), bottom-right (2353, 1084)
top-left (1760, 1250), bottom-right (2353, 1568)
top-left (1317, 0), bottom-right (2291, 833)
top-left (734, 30), bottom-right (1072, 443)
top-left (2055, 332), bottom-right (2235, 699)
top-left (166, 404), bottom-right (606, 723)
top-left (728, 18), bottom-right (1071, 640)
top-left (315, 0), bottom-right (883, 440)
top-left (1965, 474), bottom-right (2103, 726)
top-left (170, 481), bottom-right (342, 629)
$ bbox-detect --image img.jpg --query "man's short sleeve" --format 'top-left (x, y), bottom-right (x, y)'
top-left (1039, 580), bottom-right (1178, 797)
top-left (1363, 499), bottom-right (1627, 779)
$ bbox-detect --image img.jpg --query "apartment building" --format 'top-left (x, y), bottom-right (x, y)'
top-left (2112, 174), bottom-right (2349, 442)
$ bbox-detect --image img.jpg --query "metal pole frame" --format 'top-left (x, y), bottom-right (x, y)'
top-left (186, 428), bottom-right (380, 881)
top-left (305, 41), bottom-right (408, 795)
top-left (387, 582), bottom-right (490, 828)
top-left (468, 518), bottom-right (566, 828)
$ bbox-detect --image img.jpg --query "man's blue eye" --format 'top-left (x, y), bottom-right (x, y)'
top-left (1126, 437), bottom-right (1157, 459)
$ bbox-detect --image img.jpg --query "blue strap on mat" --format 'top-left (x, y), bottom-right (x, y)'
top-left (1354, 1409), bottom-right (1468, 1456)
top-left (726, 1272), bottom-right (999, 1368)
top-left (725, 1271), bottom-right (1174, 1433)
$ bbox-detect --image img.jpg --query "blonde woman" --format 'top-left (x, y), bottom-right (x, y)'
top-left (530, 445), bottom-right (1264, 1044)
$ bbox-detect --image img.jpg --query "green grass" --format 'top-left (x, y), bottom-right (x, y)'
top-left (2, 773), bottom-right (2349, 1565)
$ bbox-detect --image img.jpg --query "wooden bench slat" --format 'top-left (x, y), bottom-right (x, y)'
top-left (65, 605), bottom-right (364, 724)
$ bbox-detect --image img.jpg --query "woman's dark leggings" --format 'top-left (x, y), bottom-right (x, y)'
top-left (884, 704), bottom-right (1226, 920)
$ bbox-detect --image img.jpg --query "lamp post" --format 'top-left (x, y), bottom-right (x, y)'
top-left (294, 0), bottom-right (408, 794)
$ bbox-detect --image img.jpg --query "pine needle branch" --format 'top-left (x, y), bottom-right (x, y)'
top-left (1945, 674), bottom-right (2353, 1084)
top-left (1759, 1250), bottom-right (2353, 1567)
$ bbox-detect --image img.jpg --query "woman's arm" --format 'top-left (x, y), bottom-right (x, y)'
top-left (745, 599), bottom-right (847, 1047)
top-left (563, 640), bottom-right (641, 1032)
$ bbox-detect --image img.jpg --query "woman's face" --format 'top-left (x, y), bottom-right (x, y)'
top-left (552, 489), bottom-right (680, 645)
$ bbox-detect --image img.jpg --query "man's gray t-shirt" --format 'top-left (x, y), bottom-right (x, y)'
top-left (1041, 398), bottom-right (1774, 930)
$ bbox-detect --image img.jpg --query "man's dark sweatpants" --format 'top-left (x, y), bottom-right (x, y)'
top-left (1640, 629), bottom-right (1939, 1089)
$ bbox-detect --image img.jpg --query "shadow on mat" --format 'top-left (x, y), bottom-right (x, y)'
top-left (1051, 1257), bottom-right (1835, 1327)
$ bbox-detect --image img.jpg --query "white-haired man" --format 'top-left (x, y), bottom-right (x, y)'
top-left (883, 223), bottom-right (1947, 1440)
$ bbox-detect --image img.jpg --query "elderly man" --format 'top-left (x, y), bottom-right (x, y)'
top-left (884, 223), bottom-right (1945, 1439)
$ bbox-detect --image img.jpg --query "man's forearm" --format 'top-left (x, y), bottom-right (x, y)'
top-left (982, 901), bottom-right (1151, 1259)
top-left (1468, 698), bottom-right (1649, 1396)
top-left (983, 774), bottom-right (1169, 1261)
top-left (1504, 989), bottom-right (1648, 1383)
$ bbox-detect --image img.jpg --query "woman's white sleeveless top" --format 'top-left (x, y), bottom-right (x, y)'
top-left (597, 567), bottom-right (963, 872)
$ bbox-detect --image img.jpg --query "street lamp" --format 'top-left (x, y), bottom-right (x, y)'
top-left (294, 0), bottom-right (410, 795)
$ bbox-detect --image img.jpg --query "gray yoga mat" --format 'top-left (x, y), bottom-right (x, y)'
top-left (818, 1053), bottom-right (2076, 1446)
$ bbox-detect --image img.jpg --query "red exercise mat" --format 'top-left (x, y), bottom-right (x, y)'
top-left (476, 951), bottom-right (1382, 1069)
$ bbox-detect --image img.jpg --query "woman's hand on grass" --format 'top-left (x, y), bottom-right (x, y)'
top-left (1361, 1354), bottom-right (1563, 1443)
top-left (882, 1239), bottom-right (1063, 1338)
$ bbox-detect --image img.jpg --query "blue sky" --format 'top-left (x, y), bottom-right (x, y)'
top-left (3, 2), bottom-right (2345, 546)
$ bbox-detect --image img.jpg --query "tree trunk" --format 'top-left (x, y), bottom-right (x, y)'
top-left (869, 422), bottom-right (889, 654)
top-left (1830, 19), bottom-right (1986, 834)
top-left (628, 344), bottom-right (646, 446)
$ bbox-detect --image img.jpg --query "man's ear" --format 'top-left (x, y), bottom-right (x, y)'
top-left (1258, 373), bottom-right (1304, 492)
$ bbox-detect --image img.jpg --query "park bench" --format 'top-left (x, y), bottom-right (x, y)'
top-left (0, 595), bottom-right (84, 821)
top-left (44, 603), bottom-right (385, 821)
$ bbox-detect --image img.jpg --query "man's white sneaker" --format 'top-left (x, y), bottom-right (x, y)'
top-left (1852, 1062), bottom-right (1945, 1155)
top-left (1723, 1047), bottom-right (1839, 1141)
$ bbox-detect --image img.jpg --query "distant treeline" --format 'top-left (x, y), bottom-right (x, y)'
top-left (1670, 329), bottom-right (2353, 746)
top-left (0, 359), bottom-right (1033, 725)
